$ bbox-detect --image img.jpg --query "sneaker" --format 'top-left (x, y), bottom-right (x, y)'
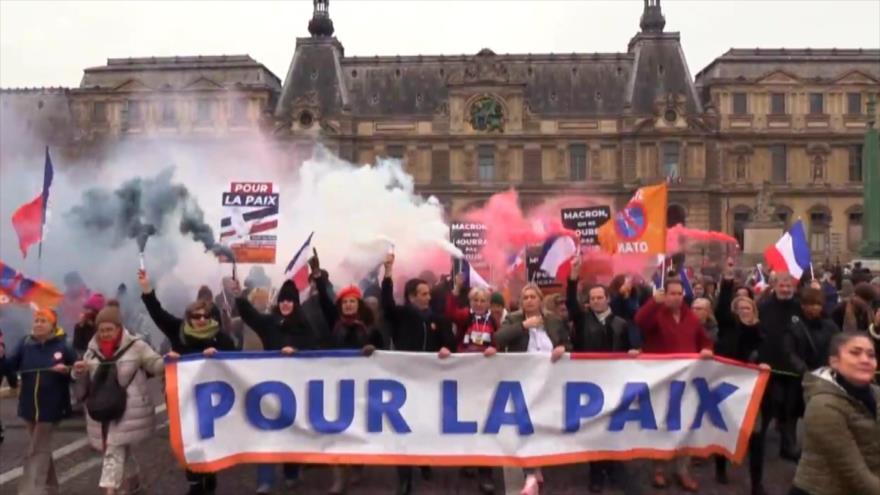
top-left (284, 478), bottom-right (300, 490)
top-left (256, 484), bottom-right (272, 495)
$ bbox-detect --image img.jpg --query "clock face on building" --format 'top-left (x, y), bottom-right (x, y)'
top-left (469, 97), bottom-right (504, 132)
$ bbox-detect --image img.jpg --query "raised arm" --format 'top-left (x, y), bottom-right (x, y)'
top-left (138, 271), bottom-right (183, 341)
top-left (634, 294), bottom-right (663, 337)
top-left (314, 271), bottom-right (340, 330)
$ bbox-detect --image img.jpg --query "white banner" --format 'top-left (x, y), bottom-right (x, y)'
top-left (166, 351), bottom-right (768, 472)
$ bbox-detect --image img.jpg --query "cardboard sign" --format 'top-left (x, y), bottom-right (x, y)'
top-left (561, 206), bottom-right (611, 249)
top-left (220, 182), bottom-right (279, 264)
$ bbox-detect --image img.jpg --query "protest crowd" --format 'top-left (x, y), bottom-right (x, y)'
top-left (1, 243), bottom-right (878, 495)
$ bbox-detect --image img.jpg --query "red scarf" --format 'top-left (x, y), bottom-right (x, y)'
top-left (98, 331), bottom-right (123, 358)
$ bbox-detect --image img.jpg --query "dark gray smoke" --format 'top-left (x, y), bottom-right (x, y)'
top-left (67, 168), bottom-right (234, 264)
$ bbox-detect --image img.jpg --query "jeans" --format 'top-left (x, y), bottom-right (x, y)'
top-left (256, 464), bottom-right (300, 487)
top-left (19, 422), bottom-right (59, 495)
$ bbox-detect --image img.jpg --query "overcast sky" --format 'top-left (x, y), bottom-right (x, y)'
top-left (1, 0), bottom-right (878, 88)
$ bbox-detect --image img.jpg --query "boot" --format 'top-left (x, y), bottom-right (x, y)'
top-left (328, 466), bottom-right (348, 495)
top-left (477, 468), bottom-right (495, 494)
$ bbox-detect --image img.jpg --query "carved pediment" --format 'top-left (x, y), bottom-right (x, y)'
top-left (729, 143), bottom-right (754, 156)
top-left (182, 76), bottom-right (224, 91)
top-left (112, 79), bottom-right (154, 92)
top-left (447, 53), bottom-right (525, 86)
top-left (833, 70), bottom-right (880, 85)
top-left (755, 70), bottom-right (801, 85)
top-left (806, 142), bottom-right (831, 156)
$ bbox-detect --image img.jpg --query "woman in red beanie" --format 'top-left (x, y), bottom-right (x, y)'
top-left (309, 250), bottom-right (383, 494)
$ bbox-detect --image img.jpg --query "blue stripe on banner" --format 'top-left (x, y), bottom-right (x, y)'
top-left (169, 349), bottom-right (364, 363)
top-left (789, 220), bottom-right (812, 271)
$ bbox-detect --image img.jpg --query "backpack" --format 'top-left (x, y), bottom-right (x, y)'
top-left (85, 340), bottom-right (137, 423)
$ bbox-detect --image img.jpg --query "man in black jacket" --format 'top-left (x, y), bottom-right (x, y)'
top-left (567, 257), bottom-right (639, 493)
top-left (757, 271), bottom-right (804, 462)
top-left (380, 253), bottom-right (454, 495)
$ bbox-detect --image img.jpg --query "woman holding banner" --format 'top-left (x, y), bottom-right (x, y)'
top-left (233, 276), bottom-right (316, 495)
top-left (495, 283), bottom-right (570, 495)
top-left (312, 251), bottom-right (383, 495)
top-left (790, 331), bottom-right (879, 495)
top-left (445, 272), bottom-right (500, 494)
top-left (715, 264), bottom-right (772, 495)
top-left (138, 270), bottom-right (237, 495)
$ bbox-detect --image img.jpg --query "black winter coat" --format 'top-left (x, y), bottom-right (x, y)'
top-left (566, 280), bottom-right (632, 352)
top-left (236, 297), bottom-right (316, 352)
top-left (381, 277), bottom-right (454, 352)
top-left (758, 293), bottom-right (803, 370)
top-left (782, 315), bottom-right (840, 375)
top-left (141, 291), bottom-right (236, 355)
top-left (315, 275), bottom-right (384, 350)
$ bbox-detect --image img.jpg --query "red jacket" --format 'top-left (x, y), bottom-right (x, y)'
top-left (634, 298), bottom-right (713, 354)
top-left (445, 293), bottom-right (498, 353)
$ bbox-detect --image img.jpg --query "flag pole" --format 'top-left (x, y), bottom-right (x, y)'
top-left (36, 146), bottom-right (51, 275)
top-left (810, 262), bottom-right (815, 281)
top-left (660, 256), bottom-right (666, 288)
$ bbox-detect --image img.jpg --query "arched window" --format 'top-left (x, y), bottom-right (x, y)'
top-left (811, 155), bottom-right (825, 181)
top-left (808, 205), bottom-right (831, 255)
top-left (735, 156), bottom-right (747, 181)
top-left (847, 205), bottom-right (864, 253)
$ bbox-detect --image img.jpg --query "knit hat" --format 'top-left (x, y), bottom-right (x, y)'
top-left (95, 306), bottom-right (123, 327)
top-left (490, 292), bottom-right (505, 307)
top-left (277, 280), bottom-right (299, 304)
top-left (335, 285), bottom-right (363, 303)
top-left (84, 292), bottom-right (106, 313)
top-left (34, 308), bottom-right (57, 325)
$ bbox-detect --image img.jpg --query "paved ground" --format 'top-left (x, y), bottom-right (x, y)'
top-left (1, 381), bottom-right (797, 495)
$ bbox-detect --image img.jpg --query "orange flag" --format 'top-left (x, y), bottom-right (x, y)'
top-left (598, 183), bottom-right (668, 255)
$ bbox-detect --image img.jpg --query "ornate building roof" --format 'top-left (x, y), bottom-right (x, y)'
top-left (275, 0), bottom-right (702, 120)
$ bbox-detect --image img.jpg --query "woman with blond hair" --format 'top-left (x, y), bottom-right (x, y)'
top-left (495, 283), bottom-right (570, 495)
top-left (716, 266), bottom-right (773, 495)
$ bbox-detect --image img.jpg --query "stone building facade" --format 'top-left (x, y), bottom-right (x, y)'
top-left (1, 0), bottom-right (878, 261)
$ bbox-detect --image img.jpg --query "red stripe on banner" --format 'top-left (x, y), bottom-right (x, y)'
top-left (180, 444), bottom-right (750, 474)
top-left (166, 362), bottom-right (188, 468)
top-left (165, 354), bottom-right (769, 472)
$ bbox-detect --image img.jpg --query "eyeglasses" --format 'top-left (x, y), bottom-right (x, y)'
top-left (190, 313), bottom-right (208, 320)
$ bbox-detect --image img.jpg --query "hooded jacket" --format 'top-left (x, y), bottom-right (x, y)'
top-left (236, 292), bottom-right (316, 352)
top-left (793, 368), bottom-right (880, 495)
top-left (381, 277), bottom-right (454, 352)
top-left (73, 329), bottom-right (164, 449)
top-left (141, 291), bottom-right (236, 354)
top-left (3, 328), bottom-right (76, 423)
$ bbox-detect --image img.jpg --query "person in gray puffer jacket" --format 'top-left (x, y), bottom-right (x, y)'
top-left (73, 304), bottom-right (165, 495)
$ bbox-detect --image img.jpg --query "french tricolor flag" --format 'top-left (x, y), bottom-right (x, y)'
top-left (538, 235), bottom-right (578, 281)
top-left (764, 220), bottom-right (811, 279)
top-left (459, 259), bottom-right (490, 289)
top-left (753, 263), bottom-right (769, 293)
top-left (284, 232), bottom-right (315, 291)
